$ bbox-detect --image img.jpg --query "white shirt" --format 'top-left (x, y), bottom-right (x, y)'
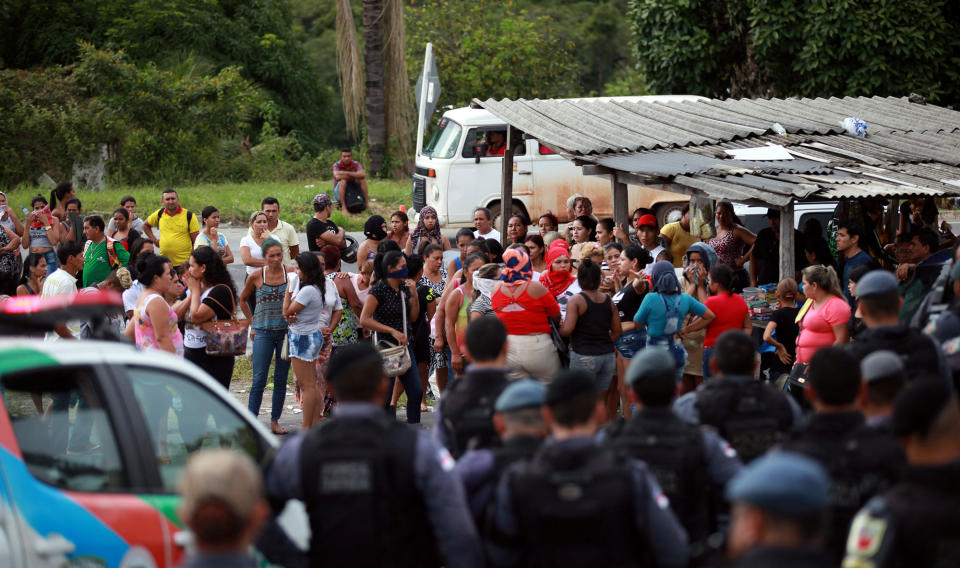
top-left (643, 245), bottom-right (665, 274)
top-left (41, 268), bottom-right (81, 340)
top-left (474, 227), bottom-right (501, 242)
top-left (249, 219), bottom-right (299, 265)
top-left (123, 280), bottom-right (144, 313)
top-left (240, 233), bottom-right (275, 275)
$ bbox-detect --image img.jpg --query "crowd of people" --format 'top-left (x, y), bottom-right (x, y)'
top-left (4, 178), bottom-right (960, 567)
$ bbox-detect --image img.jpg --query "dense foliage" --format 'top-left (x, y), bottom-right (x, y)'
top-left (630, 0), bottom-right (960, 104)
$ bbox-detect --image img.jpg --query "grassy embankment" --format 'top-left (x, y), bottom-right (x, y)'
top-left (4, 179), bottom-right (411, 231)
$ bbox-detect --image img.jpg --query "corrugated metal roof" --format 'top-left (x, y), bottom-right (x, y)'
top-left (478, 95), bottom-right (960, 155)
top-left (478, 94), bottom-right (960, 207)
top-left (591, 151), bottom-right (833, 177)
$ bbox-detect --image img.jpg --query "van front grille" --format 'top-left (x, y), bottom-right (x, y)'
top-left (412, 176), bottom-right (426, 211)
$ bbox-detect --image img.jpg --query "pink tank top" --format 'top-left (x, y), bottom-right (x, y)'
top-left (135, 293), bottom-right (184, 357)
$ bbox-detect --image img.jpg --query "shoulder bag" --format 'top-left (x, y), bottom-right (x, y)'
top-left (374, 286), bottom-right (412, 376)
top-left (200, 284), bottom-right (250, 357)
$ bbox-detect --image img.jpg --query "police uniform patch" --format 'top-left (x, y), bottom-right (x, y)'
top-left (844, 510), bottom-right (888, 564)
top-left (437, 447), bottom-right (455, 472)
top-left (655, 491), bottom-right (670, 510)
top-left (721, 442), bottom-right (738, 459)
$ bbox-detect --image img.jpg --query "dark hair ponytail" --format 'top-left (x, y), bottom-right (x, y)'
top-left (295, 252), bottom-right (326, 305)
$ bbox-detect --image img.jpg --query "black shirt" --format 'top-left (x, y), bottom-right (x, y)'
top-left (613, 280), bottom-right (645, 322)
top-left (306, 218), bottom-right (338, 252)
top-left (770, 306), bottom-right (800, 359)
top-left (754, 227), bottom-right (806, 284)
top-left (370, 280), bottom-right (412, 336)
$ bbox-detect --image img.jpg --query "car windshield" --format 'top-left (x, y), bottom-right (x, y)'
top-left (422, 118), bottom-right (462, 159)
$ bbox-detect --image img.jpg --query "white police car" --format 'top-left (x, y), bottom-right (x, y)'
top-left (0, 292), bottom-right (304, 567)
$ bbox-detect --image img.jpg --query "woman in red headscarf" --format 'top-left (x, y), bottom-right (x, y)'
top-left (539, 239), bottom-right (581, 320)
top-left (492, 248), bottom-right (561, 382)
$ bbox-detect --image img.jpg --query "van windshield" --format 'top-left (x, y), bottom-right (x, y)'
top-left (423, 118), bottom-right (462, 159)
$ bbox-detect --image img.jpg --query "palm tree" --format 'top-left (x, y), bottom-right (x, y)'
top-left (337, 0), bottom-right (413, 176)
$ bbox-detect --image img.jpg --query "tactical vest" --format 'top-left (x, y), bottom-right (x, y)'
top-left (881, 468), bottom-right (960, 568)
top-left (782, 415), bottom-right (904, 563)
top-left (609, 410), bottom-right (710, 543)
top-left (299, 414), bottom-right (439, 568)
top-left (508, 442), bottom-right (651, 568)
top-left (440, 368), bottom-right (509, 458)
top-left (849, 325), bottom-right (945, 382)
top-left (695, 378), bottom-right (793, 463)
top-left (491, 435), bottom-right (543, 476)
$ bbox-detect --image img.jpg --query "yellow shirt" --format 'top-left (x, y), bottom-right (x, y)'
top-left (146, 207), bottom-right (200, 265)
top-left (660, 221), bottom-right (699, 268)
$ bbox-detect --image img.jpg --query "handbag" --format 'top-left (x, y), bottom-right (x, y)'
top-left (200, 285), bottom-right (250, 357)
top-left (374, 286), bottom-right (412, 376)
top-left (549, 318), bottom-right (570, 368)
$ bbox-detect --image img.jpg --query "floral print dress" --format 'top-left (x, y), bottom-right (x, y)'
top-left (420, 267), bottom-right (447, 370)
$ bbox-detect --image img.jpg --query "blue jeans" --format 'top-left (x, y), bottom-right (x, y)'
top-left (647, 335), bottom-right (687, 383)
top-left (570, 351), bottom-right (617, 390)
top-left (385, 346), bottom-right (422, 424)
top-left (249, 328), bottom-right (291, 422)
top-left (42, 249), bottom-right (58, 277)
top-left (702, 347), bottom-right (715, 380)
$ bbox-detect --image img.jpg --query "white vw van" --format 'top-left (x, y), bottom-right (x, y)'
top-left (412, 100), bottom-right (697, 227)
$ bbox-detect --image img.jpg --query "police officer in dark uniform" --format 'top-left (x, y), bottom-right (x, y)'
top-left (674, 331), bottom-right (801, 462)
top-left (455, 380), bottom-right (548, 526)
top-left (436, 317), bottom-right (511, 458)
top-left (857, 350), bottom-right (906, 433)
top-left (844, 379), bottom-right (960, 568)
top-left (264, 342), bottom-right (484, 568)
top-left (846, 269), bottom-right (951, 383)
top-left (487, 369), bottom-right (690, 568)
top-left (726, 452), bottom-right (835, 568)
top-left (606, 346), bottom-right (742, 565)
top-left (780, 346), bottom-right (905, 562)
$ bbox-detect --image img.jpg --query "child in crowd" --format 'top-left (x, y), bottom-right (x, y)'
top-left (762, 278), bottom-right (800, 382)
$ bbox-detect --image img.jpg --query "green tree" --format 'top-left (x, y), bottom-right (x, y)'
top-left (629, 0), bottom-right (960, 104)
top-left (407, 0), bottom-right (580, 121)
top-left (0, 0), bottom-right (332, 152)
top-left (0, 44), bottom-right (265, 188)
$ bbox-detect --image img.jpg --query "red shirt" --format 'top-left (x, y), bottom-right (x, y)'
top-left (703, 292), bottom-right (749, 348)
top-left (492, 284), bottom-right (560, 335)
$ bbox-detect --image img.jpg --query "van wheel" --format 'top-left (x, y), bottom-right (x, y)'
top-left (656, 202), bottom-right (686, 227)
top-left (489, 201), bottom-right (529, 230)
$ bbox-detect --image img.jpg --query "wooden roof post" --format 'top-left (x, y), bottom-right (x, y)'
top-left (779, 201), bottom-right (795, 281)
top-left (500, 124), bottom-right (514, 245)
top-left (611, 174), bottom-right (629, 229)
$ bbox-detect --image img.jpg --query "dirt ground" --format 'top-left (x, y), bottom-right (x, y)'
top-left (227, 355), bottom-right (438, 435)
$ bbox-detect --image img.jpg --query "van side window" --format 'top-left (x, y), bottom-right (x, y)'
top-left (538, 143), bottom-right (556, 155)
top-left (461, 128), bottom-right (526, 158)
top-left (2, 365), bottom-right (128, 492)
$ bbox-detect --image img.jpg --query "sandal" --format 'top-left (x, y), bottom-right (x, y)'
top-left (271, 424), bottom-right (290, 435)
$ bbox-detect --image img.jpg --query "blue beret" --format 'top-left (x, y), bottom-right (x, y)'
top-left (860, 350), bottom-right (905, 384)
top-left (726, 452), bottom-right (830, 514)
top-left (626, 346), bottom-right (676, 386)
top-left (855, 270), bottom-right (898, 298)
top-left (495, 380), bottom-right (546, 412)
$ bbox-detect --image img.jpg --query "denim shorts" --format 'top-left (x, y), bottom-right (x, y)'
top-left (615, 328), bottom-right (646, 359)
top-left (289, 329), bottom-right (323, 361)
top-left (569, 351), bottom-right (617, 390)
